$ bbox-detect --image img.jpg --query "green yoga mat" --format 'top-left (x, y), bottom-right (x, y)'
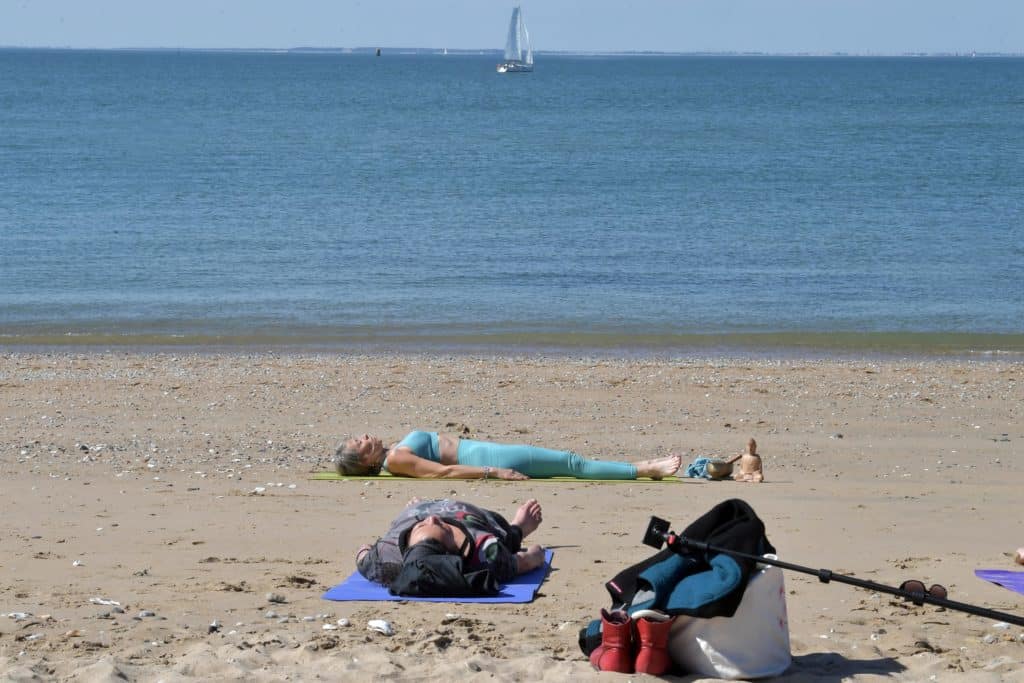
top-left (312, 471), bottom-right (682, 483)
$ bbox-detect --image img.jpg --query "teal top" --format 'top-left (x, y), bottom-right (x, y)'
top-left (382, 430), bottom-right (440, 472)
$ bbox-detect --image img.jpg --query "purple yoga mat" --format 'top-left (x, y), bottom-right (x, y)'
top-left (975, 569), bottom-right (1024, 596)
top-left (323, 550), bottom-right (554, 603)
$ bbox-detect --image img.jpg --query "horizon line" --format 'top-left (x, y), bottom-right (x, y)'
top-left (2, 45), bottom-right (1021, 58)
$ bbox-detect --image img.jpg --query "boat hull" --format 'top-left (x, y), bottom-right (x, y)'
top-left (497, 62), bottom-right (533, 73)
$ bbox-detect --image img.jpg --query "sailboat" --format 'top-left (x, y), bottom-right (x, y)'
top-left (496, 6), bottom-right (533, 73)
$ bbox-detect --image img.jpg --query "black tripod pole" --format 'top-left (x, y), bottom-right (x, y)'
top-left (663, 532), bottom-right (1024, 628)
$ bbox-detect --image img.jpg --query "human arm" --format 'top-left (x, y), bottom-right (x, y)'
top-left (385, 448), bottom-right (528, 479)
top-left (480, 537), bottom-right (544, 577)
top-left (356, 541), bottom-right (405, 585)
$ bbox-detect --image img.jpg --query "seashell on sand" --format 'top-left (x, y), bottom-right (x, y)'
top-left (367, 619), bottom-right (394, 636)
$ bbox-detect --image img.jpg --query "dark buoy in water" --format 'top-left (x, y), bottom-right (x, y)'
top-left (376, 48), bottom-right (381, 57)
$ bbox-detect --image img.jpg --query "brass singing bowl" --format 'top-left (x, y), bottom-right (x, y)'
top-left (705, 460), bottom-right (734, 479)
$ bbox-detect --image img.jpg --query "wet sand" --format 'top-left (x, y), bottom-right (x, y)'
top-left (0, 352), bottom-right (1021, 681)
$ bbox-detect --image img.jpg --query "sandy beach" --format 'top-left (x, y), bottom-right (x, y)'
top-left (0, 351), bottom-right (1021, 681)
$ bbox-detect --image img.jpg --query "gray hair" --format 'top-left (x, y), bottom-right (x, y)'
top-left (333, 442), bottom-right (381, 476)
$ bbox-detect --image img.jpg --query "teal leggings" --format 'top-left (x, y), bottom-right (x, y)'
top-left (456, 439), bottom-right (637, 479)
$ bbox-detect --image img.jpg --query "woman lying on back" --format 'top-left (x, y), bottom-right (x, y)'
top-left (356, 497), bottom-right (546, 593)
top-left (334, 430), bottom-right (681, 481)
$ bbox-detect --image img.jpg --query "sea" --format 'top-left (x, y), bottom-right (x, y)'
top-left (1, 49), bottom-right (1022, 357)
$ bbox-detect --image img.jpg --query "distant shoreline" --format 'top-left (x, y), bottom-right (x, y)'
top-left (1, 45), bottom-right (1021, 58)
top-left (2, 330), bottom-right (1022, 361)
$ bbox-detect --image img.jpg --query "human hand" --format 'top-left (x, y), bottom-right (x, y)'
top-left (497, 468), bottom-right (529, 481)
top-left (516, 544), bottom-right (546, 573)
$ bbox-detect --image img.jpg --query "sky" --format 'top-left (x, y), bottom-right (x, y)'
top-left (2, 1), bottom-right (1021, 55)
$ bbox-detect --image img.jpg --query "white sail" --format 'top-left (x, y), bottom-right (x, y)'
top-left (499, 6), bottom-right (533, 71)
top-left (504, 7), bottom-right (522, 61)
top-left (522, 15), bottom-right (533, 65)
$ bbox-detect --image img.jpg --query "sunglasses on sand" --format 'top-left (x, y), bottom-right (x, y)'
top-left (899, 580), bottom-right (948, 605)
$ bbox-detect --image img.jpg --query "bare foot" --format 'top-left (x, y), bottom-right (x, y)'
top-left (1015, 548), bottom-right (1024, 565)
top-left (637, 453), bottom-right (682, 479)
top-left (511, 498), bottom-right (543, 537)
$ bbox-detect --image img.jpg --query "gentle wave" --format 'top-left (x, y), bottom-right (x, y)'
top-left (3, 328), bottom-right (1022, 358)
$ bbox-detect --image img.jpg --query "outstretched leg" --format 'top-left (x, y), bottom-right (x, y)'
top-left (458, 440), bottom-right (638, 479)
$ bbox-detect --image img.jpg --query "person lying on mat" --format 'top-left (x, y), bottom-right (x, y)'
top-left (334, 430), bottom-right (681, 480)
top-left (356, 497), bottom-right (546, 596)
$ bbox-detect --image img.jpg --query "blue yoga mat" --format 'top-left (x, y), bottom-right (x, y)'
top-left (975, 569), bottom-right (1024, 596)
top-left (323, 549), bottom-right (554, 603)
